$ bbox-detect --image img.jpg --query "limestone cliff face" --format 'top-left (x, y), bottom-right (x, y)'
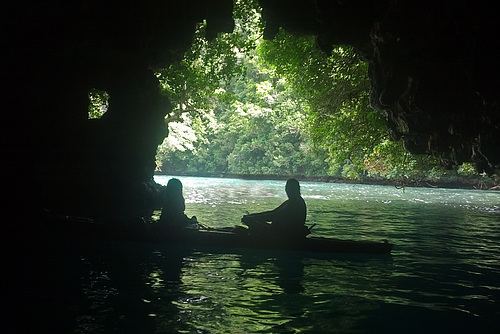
top-left (2, 0), bottom-right (498, 216)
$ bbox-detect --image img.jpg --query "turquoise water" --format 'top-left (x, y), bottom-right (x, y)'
top-left (146, 176), bottom-right (500, 333)
top-left (10, 176), bottom-right (499, 333)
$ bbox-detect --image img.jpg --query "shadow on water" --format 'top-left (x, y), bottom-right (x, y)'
top-left (3, 233), bottom-right (192, 334)
top-left (4, 235), bottom-right (87, 333)
top-left (75, 241), bottom-right (204, 334)
top-left (239, 251), bottom-right (306, 295)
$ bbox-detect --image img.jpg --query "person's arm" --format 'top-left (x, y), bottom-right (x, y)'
top-left (242, 201), bottom-right (288, 223)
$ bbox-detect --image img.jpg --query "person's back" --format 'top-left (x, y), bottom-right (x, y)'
top-left (159, 191), bottom-right (186, 225)
top-left (159, 178), bottom-right (196, 229)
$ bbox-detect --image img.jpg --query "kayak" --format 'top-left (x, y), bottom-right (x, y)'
top-left (43, 214), bottom-right (394, 255)
top-left (157, 228), bottom-right (394, 255)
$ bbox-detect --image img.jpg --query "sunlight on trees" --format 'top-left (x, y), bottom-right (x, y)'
top-left (88, 88), bottom-right (109, 119)
top-left (153, 0), bottom-right (492, 185)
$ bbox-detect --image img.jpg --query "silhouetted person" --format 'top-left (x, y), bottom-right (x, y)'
top-left (241, 178), bottom-right (308, 238)
top-left (159, 178), bottom-right (197, 229)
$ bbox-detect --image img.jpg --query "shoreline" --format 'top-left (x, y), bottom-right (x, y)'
top-left (154, 172), bottom-right (499, 191)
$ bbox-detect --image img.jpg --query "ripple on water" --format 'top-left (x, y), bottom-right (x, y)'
top-left (109, 176), bottom-right (500, 333)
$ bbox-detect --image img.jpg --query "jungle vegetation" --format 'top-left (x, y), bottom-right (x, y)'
top-left (154, 0), bottom-right (496, 188)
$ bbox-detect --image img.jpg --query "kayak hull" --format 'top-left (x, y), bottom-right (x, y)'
top-left (162, 229), bottom-right (394, 254)
top-left (43, 216), bottom-right (394, 255)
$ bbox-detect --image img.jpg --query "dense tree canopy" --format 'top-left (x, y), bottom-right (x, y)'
top-left (154, 0), bottom-right (496, 187)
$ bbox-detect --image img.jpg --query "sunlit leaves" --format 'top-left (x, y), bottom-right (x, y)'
top-left (88, 88), bottom-right (109, 119)
top-left (258, 28), bottom-right (385, 177)
top-left (157, 0), bottom-right (263, 121)
top-left (155, 0), bottom-right (264, 161)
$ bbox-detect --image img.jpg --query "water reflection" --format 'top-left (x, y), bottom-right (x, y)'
top-left (140, 248), bottom-right (398, 333)
top-left (149, 175), bottom-right (500, 332)
top-left (167, 251), bottom-right (310, 333)
top-left (275, 256), bottom-right (305, 294)
top-left (14, 177), bottom-right (499, 333)
top-left (73, 242), bottom-right (192, 333)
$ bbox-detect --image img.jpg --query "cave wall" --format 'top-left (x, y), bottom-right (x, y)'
top-left (2, 0), bottom-right (234, 218)
top-left (2, 0), bottom-right (499, 218)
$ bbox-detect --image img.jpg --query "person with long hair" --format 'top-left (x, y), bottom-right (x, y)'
top-left (159, 178), bottom-right (197, 229)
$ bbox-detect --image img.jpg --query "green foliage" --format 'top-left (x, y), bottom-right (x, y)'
top-left (155, 0), bottom-right (262, 121)
top-left (154, 0), bottom-right (488, 184)
top-left (155, 0), bottom-right (327, 177)
top-left (88, 88), bottom-right (109, 119)
top-left (258, 29), bottom-right (388, 176)
top-left (157, 52), bottom-right (329, 176)
top-left (457, 163), bottom-right (477, 177)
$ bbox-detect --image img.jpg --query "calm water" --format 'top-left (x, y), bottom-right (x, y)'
top-left (9, 176), bottom-right (500, 333)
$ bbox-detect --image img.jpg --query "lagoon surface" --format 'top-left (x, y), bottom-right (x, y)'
top-left (9, 176), bottom-right (500, 333)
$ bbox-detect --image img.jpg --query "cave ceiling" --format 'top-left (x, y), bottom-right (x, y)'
top-left (2, 0), bottom-right (499, 214)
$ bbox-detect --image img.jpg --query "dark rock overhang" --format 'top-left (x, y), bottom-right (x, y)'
top-left (2, 0), bottom-right (235, 216)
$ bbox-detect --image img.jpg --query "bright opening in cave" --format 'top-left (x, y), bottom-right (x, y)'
top-left (88, 88), bottom-right (109, 120)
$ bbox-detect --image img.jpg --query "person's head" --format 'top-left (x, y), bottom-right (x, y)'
top-left (285, 178), bottom-right (301, 199)
top-left (166, 178), bottom-right (183, 196)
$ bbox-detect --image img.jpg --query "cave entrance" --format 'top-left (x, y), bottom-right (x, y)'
top-left (154, 0), bottom-right (372, 179)
top-left (88, 88), bottom-right (109, 120)
top-left (153, 0), bottom-right (498, 184)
